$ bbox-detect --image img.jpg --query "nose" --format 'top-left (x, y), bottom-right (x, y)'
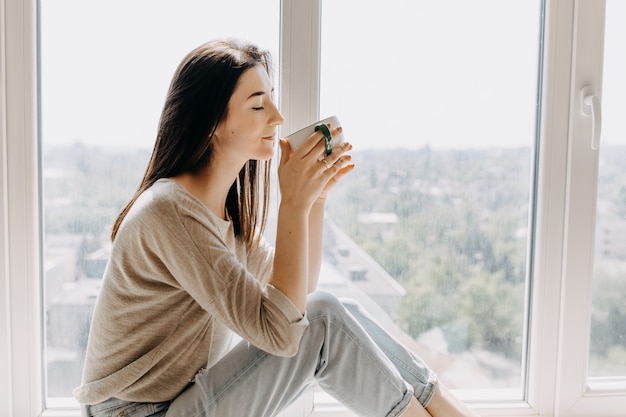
top-left (269, 101), bottom-right (285, 126)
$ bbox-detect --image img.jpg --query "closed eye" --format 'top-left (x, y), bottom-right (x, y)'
top-left (248, 88), bottom-right (275, 111)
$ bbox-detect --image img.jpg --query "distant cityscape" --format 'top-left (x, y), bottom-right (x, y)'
top-left (42, 143), bottom-right (626, 398)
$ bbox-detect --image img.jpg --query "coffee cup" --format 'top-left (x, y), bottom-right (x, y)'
top-left (285, 115), bottom-right (344, 154)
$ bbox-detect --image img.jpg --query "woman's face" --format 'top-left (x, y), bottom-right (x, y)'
top-left (213, 64), bottom-right (284, 163)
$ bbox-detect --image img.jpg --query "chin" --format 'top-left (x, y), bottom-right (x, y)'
top-left (260, 152), bottom-right (274, 161)
top-left (257, 144), bottom-right (275, 161)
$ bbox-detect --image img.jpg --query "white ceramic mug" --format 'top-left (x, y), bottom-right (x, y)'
top-left (285, 115), bottom-right (344, 152)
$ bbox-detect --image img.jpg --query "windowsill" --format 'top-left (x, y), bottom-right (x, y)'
top-left (312, 391), bottom-right (539, 417)
top-left (42, 399), bottom-right (81, 417)
top-left (310, 403), bottom-right (539, 417)
top-left (42, 395), bottom-right (543, 417)
top-left (587, 377), bottom-right (626, 396)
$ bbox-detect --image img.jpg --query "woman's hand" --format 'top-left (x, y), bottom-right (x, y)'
top-left (271, 125), bottom-right (354, 310)
top-left (278, 125), bottom-right (354, 211)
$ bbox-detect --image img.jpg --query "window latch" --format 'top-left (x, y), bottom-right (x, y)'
top-left (580, 85), bottom-right (602, 151)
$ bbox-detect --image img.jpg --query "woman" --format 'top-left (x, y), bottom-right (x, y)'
top-left (74, 38), bottom-right (479, 417)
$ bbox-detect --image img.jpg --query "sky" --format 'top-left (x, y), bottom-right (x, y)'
top-left (39, 0), bottom-right (624, 151)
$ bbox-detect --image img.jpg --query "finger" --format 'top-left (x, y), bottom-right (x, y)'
top-left (319, 125), bottom-right (344, 158)
top-left (300, 133), bottom-right (327, 160)
top-left (328, 170), bottom-right (354, 191)
top-left (335, 162), bottom-right (355, 178)
top-left (319, 162), bottom-right (355, 197)
top-left (323, 141), bottom-right (352, 164)
top-left (322, 154), bottom-right (353, 176)
top-left (329, 125), bottom-right (343, 140)
top-left (279, 138), bottom-right (291, 166)
top-left (299, 124), bottom-right (344, 159)
top-left (315, 123), bottom-right (334, 156)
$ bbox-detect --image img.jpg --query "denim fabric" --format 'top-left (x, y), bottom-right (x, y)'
top-left (83, 291), bottom-right (437, 417)
top-left (340, 298), bottom-right (438, 407)
top-left (83, 397), bottom-right (169, 417)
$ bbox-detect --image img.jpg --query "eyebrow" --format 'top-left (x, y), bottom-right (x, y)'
top-left (247, 88), bottom-right (275, 100)
top-left (247, 91), bottom-right (265, 99)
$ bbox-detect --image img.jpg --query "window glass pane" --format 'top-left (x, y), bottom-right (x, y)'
top-left (319, 0), bottom-right (541, 401)
top-left (40, 0), bottom-right (279, 401)
top-left (589, 0), bottom-right (626, 378)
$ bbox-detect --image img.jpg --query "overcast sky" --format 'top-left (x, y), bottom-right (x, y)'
top-left (39, 0), bottom-right (623, 150)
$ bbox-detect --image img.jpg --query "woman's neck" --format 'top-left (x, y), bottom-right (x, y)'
top-left (172, 168), bottom-right (235, 220)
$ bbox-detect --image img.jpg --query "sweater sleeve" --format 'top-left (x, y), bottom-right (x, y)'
top-left (246, 236), bottom-right (275, 285)
top-left (138, 190), bottom-right (308, 357)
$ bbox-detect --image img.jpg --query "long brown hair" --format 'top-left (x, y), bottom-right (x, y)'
top-left (111, 39), bottom-right (272, 247)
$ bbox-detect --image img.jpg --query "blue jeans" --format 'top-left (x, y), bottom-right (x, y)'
top-left (83, 292), bottom-right (438, 417)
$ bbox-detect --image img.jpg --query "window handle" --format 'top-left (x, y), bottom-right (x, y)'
top-left (581, 85), bottom-right (602, 150)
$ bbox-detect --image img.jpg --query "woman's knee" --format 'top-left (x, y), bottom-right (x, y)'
top-left (306, 291), bottom-right (348, 319)
top-left (338, 296), bottom-right (360, 311)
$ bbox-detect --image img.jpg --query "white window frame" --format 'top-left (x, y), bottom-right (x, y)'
top-left (1, 0), bottom-right (625, 416)
top-left (555, 0), bottom-right (626, 415)
top-left (1, 0), bottom-right (42, 416)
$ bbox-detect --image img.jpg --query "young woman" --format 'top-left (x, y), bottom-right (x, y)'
top-left (74, 38), bottom-right (480, 417)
